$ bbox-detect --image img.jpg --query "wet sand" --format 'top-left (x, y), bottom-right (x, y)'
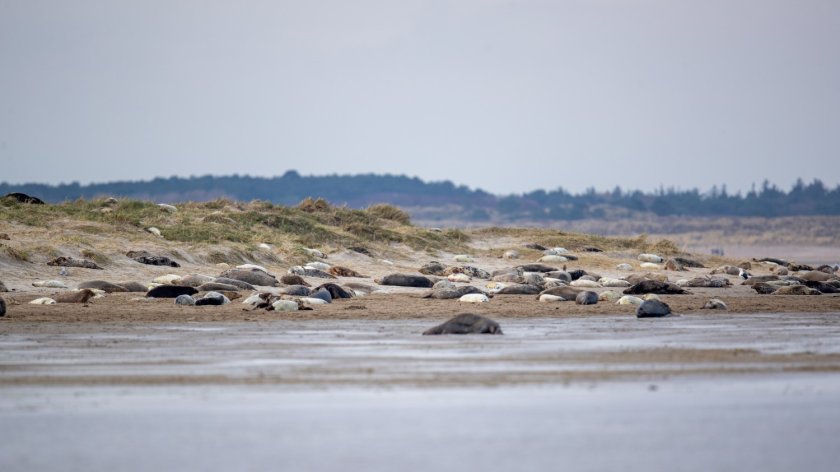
top-left (2, 315), bottom-right (840, 471)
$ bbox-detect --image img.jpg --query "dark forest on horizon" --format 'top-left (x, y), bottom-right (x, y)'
top-left (3, 171), bottom-right (839, 222)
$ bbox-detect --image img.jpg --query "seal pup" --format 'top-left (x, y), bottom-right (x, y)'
top-left (289, 266), bottom-right (336, 279)
top-left (637, 300), bottom-right (672, 318)
top-left (459, 293), bottom-right (490, 303)
top-left (33, 280), bottom-right (69, 289)
top-left (175, 295), bottom-right (196, 306)
top-left (422, 313), bottom-right (503, 335)
top-left (702, 299), bottom-right (728, 310)
top-left (146, 285), bottom-right (199, 298)
top-left (29, 297), bottom-right (57, 305)
top-left (638, 254), bottom-right (664, 263)
top-left (375, 274), bottom-right (434, 288)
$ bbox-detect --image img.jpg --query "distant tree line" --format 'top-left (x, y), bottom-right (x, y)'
top-left (3, 172), bottom-right (839, 221)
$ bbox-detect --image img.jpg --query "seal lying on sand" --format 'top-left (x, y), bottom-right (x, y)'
top-left (0, 297), bottom-right (6, 316)
top-left (117, 281), bottom-right (149, 292)
top-left (375, 274), bottom-right (434, 288)
top-left (636, 300), bottom-right (672, 318)
top-left (328, 266), bottom-right (368, 278)
top-left (280, 274), bottom-right (309, 286)
top-left (219, 269), bottom-right (278, 287)
top-left (77, 280), bottom-right (128, 293)
top-left (422, 286), bottom-right (488, 300)
top-left (422, 313), bottom-right (503, 335)
top-left (54, 289), bottom-right (97, 304)
top-left (146, 285), bottom-right (199, 298)
top-left (495, 284), bottom-right (542, 295)
top-left (537, 286), bottom-right (582, 300)
top-left (47, 257), bottom-right (103, 270)
top-left (624, 280), bottom-right (688, 295)
top-left (515, 264), bottom-right (557, 273)
top-left (314, 283), bottom-right (354, 299)
top-left (575, 291), bottom-right (598, 305)
top-left (126, 250), bottom-right (180, 267)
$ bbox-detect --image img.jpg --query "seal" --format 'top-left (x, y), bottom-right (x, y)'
top-left (3, 192), bottom-right (45, 204)
top-left (638, 254), bottom-right (664, 263)
top-left (805, 281), bottom-right (840, 293)
top-left (459, 293), bottom-right (490, 303)
top-left (570, 279), bottom-right (600, 288)
top-left (375, 274), bottom-right (434, 288)
top-left (419, 261), bottom-right (447, 276)
top-left (494, 284), bottom-right (542, 295)
top-left (636, 300), bottom-right (672, 318)
top-left (33, 280), bottom-right (69, 288)
top-left (146, 285), bottom-right (199, 298)
top-left (515, 264), bottom-right (557, 273)
top-left (177, 275), bottom-right (215, 287)
top-left (623, 280), bottom-right (688, 295)
top-left (77, 281), bottom-right (128, 293)
top-left (219, 269), bottom-right (278, 287)
top-left (29, 297), bottom-right (56, 305)
top-left (212, 278), bottom-right (255, 290)
top-left (773, 285), bottom-right (821, 295)
top-left (281, 285), bottom-right (311, 296)
top-left (195, 292), bottom-right (231, 306)
top-left (422, 313), bottom-right (503, 335)
top-left (751, 283), bottom-right (777, 294)
top-left (175, 295), bottom-right (196, 306)
top-left (598, 278), bottom-right (631, 288)
top-left (314, 283), bottom-right (354, 299)
top-left (575, 291), bottom-right (598, 305)
top-left (280, 274), bottom-right (310, 286)
top-left (54, 289), bottom-right (97, 304)
top-left (47, 257), bottom-right (103, 270)
top-left (702, 299), bottom-right (728, 310)
top-left (198, 282), bottom-right (241, 292)
top-left (422, 286), bottom-right (488, 300)
top-left (116, 281), bottom-right (149, 292)
top-left (288, 266), bottom-right (336, 279)
top-left (328, 266), bottom-right (367, 278)
top-left (537, 286), bottom-right (582, 300)
top-left (306, 262), bottom-right (331, 271)
top-left (0, 297), bottom-right (6, 316)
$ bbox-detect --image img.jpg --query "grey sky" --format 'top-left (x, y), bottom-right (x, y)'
top-left (1, 0), bottom-right (838, 195)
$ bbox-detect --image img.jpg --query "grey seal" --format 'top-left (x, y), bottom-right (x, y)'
top-left (77, 280), bottom-right (128, 293)
top-left (575, 291), bottom-right (598, 305)
top-left (637, 300), bottom-right (672, 318)
top-left (375, 274), bottom-right (434, 288)
top-left (422, 313), bottom-right (503, 335)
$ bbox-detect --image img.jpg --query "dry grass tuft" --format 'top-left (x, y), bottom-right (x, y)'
top-left (367, 204), bottom-right (412, 225)
top-left (0, 244), bottom-right (30, 262)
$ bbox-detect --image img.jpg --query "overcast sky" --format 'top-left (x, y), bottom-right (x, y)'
top-left (1, 0), bottom-right (838, 195)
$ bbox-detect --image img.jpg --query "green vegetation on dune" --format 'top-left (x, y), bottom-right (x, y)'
top-left (0, 196), bottom-right (471, 254)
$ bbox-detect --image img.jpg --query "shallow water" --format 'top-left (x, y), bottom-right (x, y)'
top-left (2, 314), bottom-right (840, 471)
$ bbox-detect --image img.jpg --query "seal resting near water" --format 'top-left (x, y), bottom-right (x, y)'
top-left (636, 300), bottom-right (672, 318)
top-left (575, 291), bottom-right (598, 305)
top-left (422, 313), bottom-right (503, 335)
top-left (0, 297), bottom-right (6, 316)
